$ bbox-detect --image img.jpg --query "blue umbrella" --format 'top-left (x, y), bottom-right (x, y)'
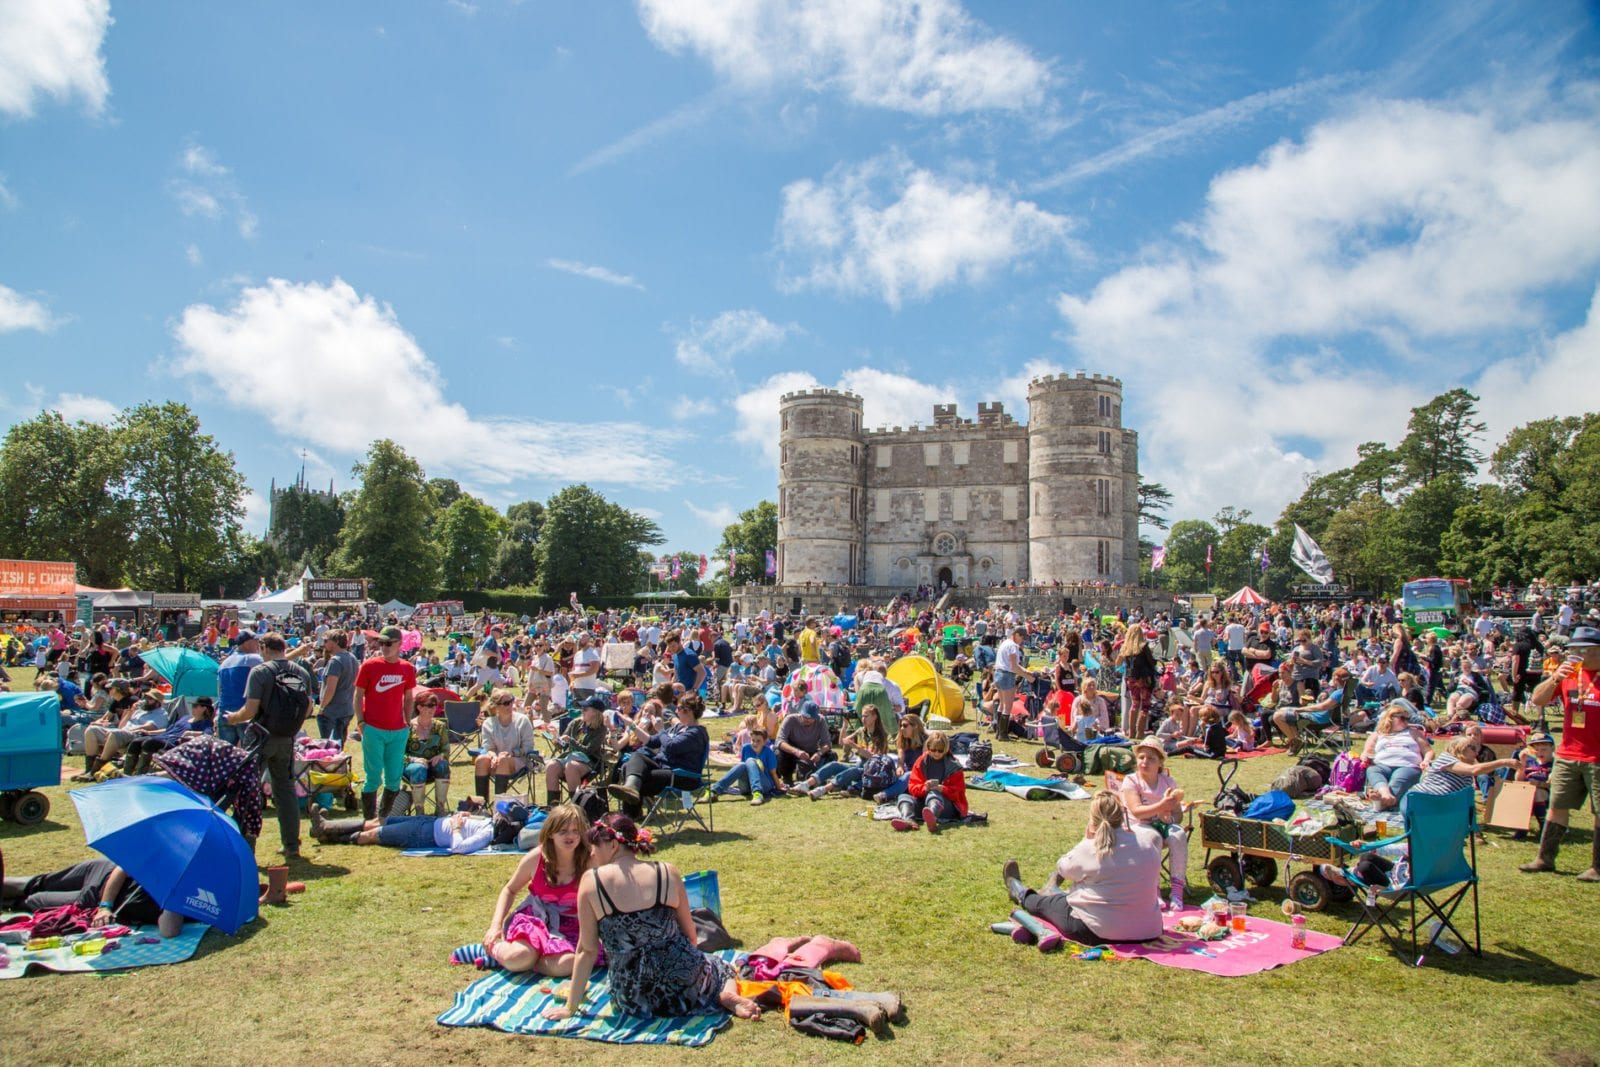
top-left (139, 646), bottom-right (220, 699)
top-left (69, 776), bottom-right (258, 935)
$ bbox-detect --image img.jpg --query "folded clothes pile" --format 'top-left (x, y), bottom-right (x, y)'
top-left (737, 935), bottom-right (907, 1044)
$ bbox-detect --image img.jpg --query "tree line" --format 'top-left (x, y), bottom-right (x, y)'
top-left (1141, 389), bottom-right (1600, 598)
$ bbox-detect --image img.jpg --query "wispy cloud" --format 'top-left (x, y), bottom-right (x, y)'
top-left (52, 392), bottom-right (117, 423)
top-left (672, 395), bottom-right (718, 420)
top-left (568, 90), bottom-right (727, 176)
top-left (685, 500), bottom-right (737, 529)
top-left (185, 244), bottom-right (203, 267)
top-left (546, 258), bottom-right (645, 290)
top-left (1034, 75), bottom-right (1351, 192)
top-left (673, 309), bottom-right (797, 376)
top-left (168, 140), bottom-right (258, 239)
top-left (0, 174), bottom-right (16, 210)
top-left (0, 284), bottom-right (59, 332)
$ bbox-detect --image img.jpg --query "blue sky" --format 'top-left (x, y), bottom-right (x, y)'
top-left (3, 0), bottom-right (1599, 558)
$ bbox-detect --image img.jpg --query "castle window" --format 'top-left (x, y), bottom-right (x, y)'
top-left (1098, 395), bottom-right (1110, 418)
top-left (850, 444), bottom-right (858, 465)
top-left (850, 488), bottom-right (857, 521)
top-left (1034, 491), bottom-right (1041, 517)
top-left (933, 533), bottom-right (957, 555)
top-left (782, 411), bottom-right (790, 432)
top-left (778, 488), bottom-right (786, 518)
top-left (1098, 430), bottom-right (1111, 455)
top-left (1003, 440), bottom-right (1019, 464)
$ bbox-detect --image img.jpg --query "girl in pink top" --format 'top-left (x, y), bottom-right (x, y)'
top-left (484, 804), bottom-right (596, 974)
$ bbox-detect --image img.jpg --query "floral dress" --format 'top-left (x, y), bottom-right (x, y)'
top-left (593, 863), bottom-right (732, 1019)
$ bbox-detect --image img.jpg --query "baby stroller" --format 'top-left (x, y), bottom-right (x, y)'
top-left (154, 734), bottom-right (266, 842)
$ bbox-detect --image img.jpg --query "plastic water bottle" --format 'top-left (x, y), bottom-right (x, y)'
top-left (1290, 915), bottom-right (1307, 950)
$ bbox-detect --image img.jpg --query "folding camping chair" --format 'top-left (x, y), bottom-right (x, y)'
top-left (642, 757), bottom-right (715, 839)
top-left (444, 701), bottom-right (482, 766)
top-left (1329, 789), bottom-right (1481, 967)
top-left (1301, 675), bottom-right (1357, 758)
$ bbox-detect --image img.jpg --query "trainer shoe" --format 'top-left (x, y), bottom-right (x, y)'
top-left (923, 808), bottom-right (939, 833)
top-left (750, 793), bottom-right (766, 806)
top-left (890, 818), bottom-right (915, 832)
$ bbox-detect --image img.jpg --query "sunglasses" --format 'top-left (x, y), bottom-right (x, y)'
top-left (417, 699), bottom-right (438, 708)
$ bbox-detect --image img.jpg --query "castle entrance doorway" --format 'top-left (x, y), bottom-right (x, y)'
top-left (937, 566), bottom-right (954, 588)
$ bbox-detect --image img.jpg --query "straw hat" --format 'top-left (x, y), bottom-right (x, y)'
top-left (1132, 736), bottom-right (1166, 761)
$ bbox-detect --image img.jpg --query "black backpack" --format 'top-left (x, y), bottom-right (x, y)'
top-left (571, 786), bottom-right (609, 824)
top-left (967, 739), bottom-right (993, 773)
top-left (258, 660), bottom-right (313, 737)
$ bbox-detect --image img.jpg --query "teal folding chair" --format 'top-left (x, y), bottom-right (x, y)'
top-left (1330, 789), bottom-right (1481, 966)
top-left (642, 759), bottom-right (715, 838)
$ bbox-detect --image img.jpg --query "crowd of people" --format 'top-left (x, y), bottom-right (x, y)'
top-left (3, 578), bottom-right (1598, 1003)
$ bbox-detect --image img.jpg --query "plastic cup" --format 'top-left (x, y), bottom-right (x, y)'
top-left (1230, 902), bottom-right (1247, 932)
top-left (1375, 818), bottom-right (1388, 837)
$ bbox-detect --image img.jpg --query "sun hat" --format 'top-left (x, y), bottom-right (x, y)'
top-left (1567, 625), bottom-right (1600, 649)
top-left (1527, 731), bottom-right (1555, 747)
top-left (1132, 736), bottom-right (1166, 761)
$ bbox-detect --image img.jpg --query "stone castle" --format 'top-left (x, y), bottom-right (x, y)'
top-left (773, 371), bottom-right (1139, 592)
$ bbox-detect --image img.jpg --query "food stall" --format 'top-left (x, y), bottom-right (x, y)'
top-left (0, 559), bottom-right (77, 625)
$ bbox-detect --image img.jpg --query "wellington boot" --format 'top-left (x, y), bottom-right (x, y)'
top-left (382, 789), bottom-right (411, 818)
top-left (361, 791), bottom-right (377, 822)
top-left (410, 785), bottom-right (427, 814)
top-left (493, 774), bottom-right (510, 798)
top-left (609, 775), bottom-right (645, 806)
top-left (259, 865), bottom-right (290, 906)
top-left (818, 989), bottom-right (905, 1024)
top-left (313, 816), bottom-right (366, 843)
top-left (1002, 859), bottom-right (1025, 904)
top-left (787, 994), bottom-right (888, 1037)
top-left (1578, 833), bottom-right (1600, 883)
top-left (1520, 821), bottom-right (1565, 873)
top-left (475, 774), bottom-right (491, 803)
top-left (433, 780), bottom-right (450, 812)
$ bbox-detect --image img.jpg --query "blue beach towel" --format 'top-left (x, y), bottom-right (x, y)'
top-left (0, 922), bottom-right (210, 979)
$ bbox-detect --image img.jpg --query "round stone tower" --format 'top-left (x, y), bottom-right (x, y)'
top-left (1026, 372), bottom-right (1127, 584)
top-left (777, 389), bottom-right (866, 586)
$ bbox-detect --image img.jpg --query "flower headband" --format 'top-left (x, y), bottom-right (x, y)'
top-left (590, 819), bottom-right (654, 852)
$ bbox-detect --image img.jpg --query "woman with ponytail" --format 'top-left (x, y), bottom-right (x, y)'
top-left (1000, 790), bottom-right (1163, 944)
top-left (544, 813), bottom-right (762, 1023)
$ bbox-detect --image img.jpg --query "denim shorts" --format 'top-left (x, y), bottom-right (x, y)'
top-left (995, 670), bottom-right (1018, 691)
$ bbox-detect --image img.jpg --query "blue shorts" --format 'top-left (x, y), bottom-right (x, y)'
top-left (995, 670), bottom-right (1018, 692)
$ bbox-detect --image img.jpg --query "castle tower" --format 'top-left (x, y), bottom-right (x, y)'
top-left (777, 389), bottom-right (866, 585)
top-left (1026, 372), bottom-right (1126, 583)
top-left (1122, 428), bottom-right (1140, 584)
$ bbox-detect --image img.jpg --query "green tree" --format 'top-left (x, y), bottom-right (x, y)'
top-left (715, 501), bottom-right (778, 587)
top-left (1137, 480), bottom-right (1174, 531)
top-left (1212, 506), bottom-right (1252, 537)
top-left (0, 411), bottom-right (131, 587)
top-left (119, 402), bottom-right (246, 592)
top-left (267, 481), bottom-right (344, 572)
top-left (1395, 388), bottom-right (1485, 488)
top-left (1350, 442), bottom-right (1401, 498)
top-left (201, 531), bottom-right (286, 600)
top-left (332, 440), bottom-right (440, 600)
top-left (437, 495), bottom-right (505, 590)
top-left (657, 550), bottom-right (706, 595)
top-left (535, 484), bottom-right (663, 599)
top-left (491, 500), bottom-right (544, 588)
top-left (1213, 521), bottom-right (1272, 594)
top-left (1321, 494), bottom-right (1397, 595)
top-left (1158, 519), bottom-right (1219, 593)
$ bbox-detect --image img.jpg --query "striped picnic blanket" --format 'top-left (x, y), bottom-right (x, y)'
top-left (437, 951), bottom-right (739, 1045)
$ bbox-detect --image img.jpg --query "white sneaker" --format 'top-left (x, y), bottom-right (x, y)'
top-left (750, 793), bottom-right (766, 806)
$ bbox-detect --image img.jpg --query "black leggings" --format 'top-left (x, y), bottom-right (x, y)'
top-left (1020, 888), bottom-right (1105, 945)
top-left (620, 751), bottom-right (677, 813)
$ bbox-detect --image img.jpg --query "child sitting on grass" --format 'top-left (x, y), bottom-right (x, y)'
top-left (891, 730), bottom-right (967, 833)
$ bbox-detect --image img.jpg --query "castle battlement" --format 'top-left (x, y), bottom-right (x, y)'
top-left (779, 388), bottom-right (863, 404)
top-left (1029, 370), bottom-right (1123, 390)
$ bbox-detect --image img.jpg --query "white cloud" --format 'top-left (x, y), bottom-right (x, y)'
top-left (777, 154), bottom-right (1072, 307)
top-left (1034, 75), bottom-right (1349, 192)
top-left (185, 244), bottom-right (203, 267)
top-left (241, 489), bottom-right (270, 536)
top-left (0, 284), bottom-right (58, 332)
top-left (0, 175), bottom-right (17, 211)
top-left (569, 89), bottom-right (727, 176)
top-left (732, 367), bottom-right (962, 465)
top-left (672, 395), bottom-right (718, 420)
top-left (546, 258), bottom-right (644, 290)
top-left (1056, 88), bottom-right (1600, 526)
top-left (685, 500), bottom-right (738, 529)
top-left (52, 392), bottom-right (117, 423)
top-left (0, 0), bottom-right (111, 119)
top-left (1475, 284), bottom-right (1600, 447)
top-left (168, 141), bottom-right (258, 239)
top-left (732, 370), bottom-right (820, 463)
top-left (172, 278), bottom-right (682, 488)
top-left (638, 0), bottom-right (1051, 115)
top-left (673, 309), bottom-right (797, 375)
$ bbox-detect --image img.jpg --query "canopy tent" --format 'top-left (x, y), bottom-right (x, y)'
top-left (248, 585), bottom-right (303, 615)
top-left (634, 590), bottom-right (689, 598)
top-left (779, 663), bottom-right (848, 714)
top-left (93, 590), bottom-right (151, 610)
top-left (379, 599), bottom-right (415, 616)
top-left (886, 654), bottom-right (967, 724)
top-left (1223, 585), bottom-right (1268, 607)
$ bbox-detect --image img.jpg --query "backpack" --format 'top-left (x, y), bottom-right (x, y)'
top-left (967, 739), bottom-right (993, 773)
top-left (1270, 765), bottom-right (1324, 799)
top-left (571, 786), bottom-right (609, 824)
top-left (1241, 789), bottom-right (1295, 821)
top-left (1329, 750), bottom-right (1365, 793)
top-left (1297, 755), bottom-right (1331, 791)
top-left (860, 755), bottom-right (897, 795)
top-left (258, 660), bottom-right (313, 737)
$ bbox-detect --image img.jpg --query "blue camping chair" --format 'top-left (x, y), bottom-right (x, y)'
top-left (642, 756), bottom-right (715, 839)
top-left (1330, 789), bottom-right (1481, 966)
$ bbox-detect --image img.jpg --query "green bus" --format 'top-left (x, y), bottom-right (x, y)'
top-left (1401, 577), bottom-right (1473, 634)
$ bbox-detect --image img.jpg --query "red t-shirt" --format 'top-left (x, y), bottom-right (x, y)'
top-left (356, 657), bottom-right (416, 731)
top-left (1555, 667), bottom-right (1600, 763)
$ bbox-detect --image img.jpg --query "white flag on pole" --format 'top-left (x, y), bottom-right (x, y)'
top-left (1290, 524), bottom-right (1335, 584)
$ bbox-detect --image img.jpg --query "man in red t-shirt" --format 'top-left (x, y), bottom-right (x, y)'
top-left (353, 626), bottom-right (417, 821)
top-left (1521, 625), bottom-right (1600, 881)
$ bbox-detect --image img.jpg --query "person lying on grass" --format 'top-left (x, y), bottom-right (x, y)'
top-left (891, 729), bottom-right (967, 833)
top-left (1002, 790), bottom-right (1163, 945)
top-left (306, 797), bottom-right (526, 855)
top-left (544, 813), bottom-right (762, 1023)
top-left (790, 702), bottom-right (891, 800)
top-left (483, 803), bottom-right (593, 975)
top-left (1, 859), bottom-right (187, 938)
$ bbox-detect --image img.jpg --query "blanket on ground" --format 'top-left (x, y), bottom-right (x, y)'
top-left (1089, 911), bottom-right (1341, 977)
top-left (0, 922), bottom-right (210, 979)
top-left (968, 770), bottom-right (1092, 800)
top-left (437, 950), bottom-right (740, 1046)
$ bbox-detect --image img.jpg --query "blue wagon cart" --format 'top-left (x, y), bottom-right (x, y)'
top-left (0, 691), bottom-right (62, 825)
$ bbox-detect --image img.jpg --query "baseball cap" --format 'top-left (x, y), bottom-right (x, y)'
top-left (379, 625), bottom-right (404, 643)
top-left (581, 694), bottom-right (609, 711)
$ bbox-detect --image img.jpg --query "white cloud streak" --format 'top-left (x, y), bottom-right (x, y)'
top-left (673, 309), bottom-right (797, 375)
top-left (777, 154), bottom-right (1073, 307)
top-left (0, 0), bottom-right (111, 119)
top-left (546, 258), bottom-right (645, 290)
top-left (568, 90), bottom-right (728, 176)
top-left (638, 0), bottom-right (1051, 115)
top-left (52, 392), bottom-right (117, 423)
top-left (168, 141), bottom-right (258, 239)
top-left (172, 278), bottom-right (683, 488)
top-left (0, 284), bottom-right (58, 332)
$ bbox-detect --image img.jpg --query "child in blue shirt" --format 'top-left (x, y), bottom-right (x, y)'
top-left (709, 728), bottom-right (778, 805)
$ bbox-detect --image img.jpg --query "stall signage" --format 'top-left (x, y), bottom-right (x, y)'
top-left (152, 592), bottom-right (201, 609)
top-left (0, 559), bottom-right (77, 596)
top-left (305, 578), bottom-right (368, 602)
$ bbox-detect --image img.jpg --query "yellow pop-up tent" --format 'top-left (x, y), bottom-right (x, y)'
top-left (886, 654), bottom-right (967, 724)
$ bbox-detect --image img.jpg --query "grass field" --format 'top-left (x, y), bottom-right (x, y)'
top-left (3, 661), bottom-right (1599, 1067)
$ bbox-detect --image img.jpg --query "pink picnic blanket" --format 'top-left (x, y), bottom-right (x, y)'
top-left (1098, 911), bottom-right (1342, 976)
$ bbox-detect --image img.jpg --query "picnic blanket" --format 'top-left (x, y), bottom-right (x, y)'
top-left (400, 843), bottom-right (528, 857)
top-left (1095, 911), bottom-right (1340, 977)
top-left (969, 770), bottom-right (1091, 801)
top-left (0, 922), bottom-right (210, 979)
top-left (438, 950), bottom-right (740, 1045)
top-left (1227, 746), bottom-right (1285, 760)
